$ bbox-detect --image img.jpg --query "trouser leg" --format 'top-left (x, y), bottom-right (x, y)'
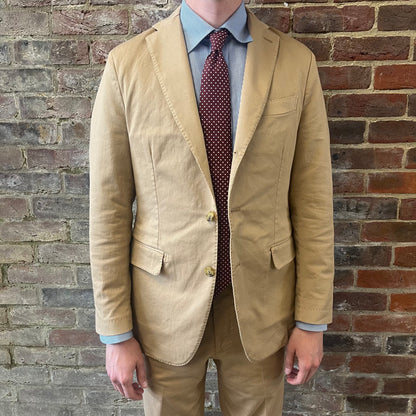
top-left (143, 307), bottom-right (214, 416)
top-left (213, 288), bottom-right (285, 416)
top-left (142, 286), bottom-right (285, 416)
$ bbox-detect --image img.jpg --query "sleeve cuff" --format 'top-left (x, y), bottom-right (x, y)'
top-left (99, 330), bottom-right (134, 344)
top-left (296, 321), bottom-right (327, 332)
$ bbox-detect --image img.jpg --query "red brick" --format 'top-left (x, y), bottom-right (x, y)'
top-left (369, 121), bottom-right (416, 143)
top-left (332, 172), bottom-right (365, 194)
top-left (20, 96), bottom-right (91, 119)
top-left (294, 37), bottom-right (331, 61)
top-left (91, 40), bottom-right (122, 64)
top-left (294, 6), bottom-right (374, 33)
top-left (362, 222), bottom-right (416, 242)
top-left (368, 172), bottom-right (416, 193)
top-left (315, 374), bottom-right (378, 394)
top-left (334, 197), bottom-right (397, 220)
top-left (320, 354), bottom-right (346, 371)
top-left (328, 314), bottom-right (351, 332)
top-left (395, 246), bottom-right (416, 268)
top-left (350, 355), bottom-right (416, 374)
top-left (334, 37), bottom-right (410, 61)
top-left (334, 292), bottom-right (387, 312)
top-left (378, 5), bottom-right (416, 31)
top-left (406, 148), bottom-right (416, 169)
top-left (319, 66), bottom-right (371, 90)
top-left (334, 269), bottom-right (355, 289)
top-left (353, 315), bottom-right (416, 333)
top-left (131, 7), bottom-right (175, 34)
top-left (329, 121), bottom-right (366, 144)
top-left (79, 348), bottom-right (105, 367)
top-left (14, 40), bottom-right (89, 65)
top-left (26, 149), bottom-right (88, 169)
top-left (400, 199), bottom-right (416, 220)
top-left (57, 69), bottom-right (102, 94)
top-left (8, 265), bottom-right (73, 285)
top-left (358, 270), bottom-right (416, 289)
top-left (0, 244), bottom-right (34, 263)
top-left (0, 198), bottom-right (28, 220)
top-left (410, 94), bottom-right (416, 116)
top-left (0, 69), bottom-right (53, 93)
top-left (249, 8), bottom-right (290, 33)
top-left (52, 9), bottom-right (129, 35)
top-left (335, 246), bottom-right (391, 267)
top-left (346, 396), bottom-right (408, 413)
top-left (328, 94), bottom-right (406, 117)
top-left (0, 11), bottom-right (49, 36)
top-left (334, 222), bottom-right (360, 243)
top-left (383, 378), bottom-right (416, 395)
top-left (331, 148), bottom-right (403, 169)
top-left (391, 294), bottom-right (416, 312)
top-left (0, 221), bottom-right (67, 242)
top-left (0, 147), bottom-right (24, 170)
top-left (49, 330), bottom-right (100, 346)
top-left (375, 65), bottom-right (416, 89)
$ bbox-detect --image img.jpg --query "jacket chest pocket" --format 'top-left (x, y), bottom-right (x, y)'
top-left (263, 95), bottom-right (298, 116)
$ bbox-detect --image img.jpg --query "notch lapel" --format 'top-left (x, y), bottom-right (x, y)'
top-left (230, 11), bottom-right (280, 188)
top-left (146, 8), bottom-right (214, 196)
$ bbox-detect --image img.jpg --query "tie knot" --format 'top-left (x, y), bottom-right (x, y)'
top-left (209, 29), bottom-right (229, 52)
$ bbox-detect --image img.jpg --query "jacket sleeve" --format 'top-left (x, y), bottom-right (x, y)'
top-left (89, 51), bottom-right (135, 336)
top-left (289, 52), bottom-right (334, 325)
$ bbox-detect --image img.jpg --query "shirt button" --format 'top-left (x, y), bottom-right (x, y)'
top-left (204, 266), bottom-right (216, 277)
top-left (206, 211), bottom-right (217, 222)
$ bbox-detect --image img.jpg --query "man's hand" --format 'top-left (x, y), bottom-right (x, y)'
top-left (284, 327), bottom-right (323, 385)
top-left (106, 337), bottom-right (148, 400)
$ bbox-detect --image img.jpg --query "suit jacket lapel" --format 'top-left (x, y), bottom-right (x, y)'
top-left (230, 11), bottom-right (280, 187)
top-left (146, 8), bottom-right (214, 195)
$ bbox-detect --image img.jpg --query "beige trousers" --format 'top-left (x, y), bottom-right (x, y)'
top-left (143, 287), bottom-right (285, 416)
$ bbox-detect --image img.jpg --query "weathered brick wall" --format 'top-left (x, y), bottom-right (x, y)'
top-left (0, 0), bottom-right (415, 414)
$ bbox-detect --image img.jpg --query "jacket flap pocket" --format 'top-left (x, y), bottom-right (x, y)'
top-left (271, 238), bottom-right (295, 270)
top-left (263, 95), bottom-right (298, 116)
top-left (131, 239), bottom-right (164, 276)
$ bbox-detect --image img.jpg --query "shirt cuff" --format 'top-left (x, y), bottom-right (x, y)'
top-left (296, 321), bottom-right (327, 332)
top-left (99, 330), bottom-right (134, 344)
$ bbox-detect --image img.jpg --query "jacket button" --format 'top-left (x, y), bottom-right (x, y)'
top-left (204, 266), bottom-right (215, 277)
top-left (206, 211), bottom-right (216, 222)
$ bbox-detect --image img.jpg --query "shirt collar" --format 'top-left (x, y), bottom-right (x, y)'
top-left (180, 0), bottom-right (252, 53)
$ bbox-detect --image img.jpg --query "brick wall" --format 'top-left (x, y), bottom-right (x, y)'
top-left (0, 0), bottom-right (415, 414)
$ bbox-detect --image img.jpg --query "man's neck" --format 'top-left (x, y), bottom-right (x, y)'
top-left (185, 0), bottom-right (242, 28)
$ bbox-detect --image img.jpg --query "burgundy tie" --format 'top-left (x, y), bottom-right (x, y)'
top-left (199, 30), bottom-right (232, 297)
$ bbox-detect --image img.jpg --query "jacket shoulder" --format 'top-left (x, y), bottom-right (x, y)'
top-left (107, 6), bottom-right (180, 68)
top-left (247, 9), bottom-right (314, 64)
top-left (107, 28), bottom-right (155, 67)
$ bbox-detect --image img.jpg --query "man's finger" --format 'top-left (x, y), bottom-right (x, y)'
top-left (284, 349), bottom-right (295, 376)
top-left (120, 381), bottom-right (144, 400)
top-left (136, 357), bottom-right (148, 389)
top-left (286, 366), bottom-right (309, 385)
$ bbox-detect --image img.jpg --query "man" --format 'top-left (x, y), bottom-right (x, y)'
top-left (89, 0), bottom-right (334, 414)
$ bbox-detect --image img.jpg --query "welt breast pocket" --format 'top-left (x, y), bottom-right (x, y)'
top-left (263, 95), bottom-right (298, 117)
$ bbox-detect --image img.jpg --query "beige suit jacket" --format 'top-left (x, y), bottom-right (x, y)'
top-left (90, 7), bottom-right (334, 366)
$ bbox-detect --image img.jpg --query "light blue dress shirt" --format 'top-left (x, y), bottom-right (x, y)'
top-left (100, 0), bottom-right (326, 345)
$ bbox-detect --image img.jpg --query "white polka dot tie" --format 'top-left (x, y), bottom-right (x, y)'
top-left (199, 30), bottom-right (232, 297)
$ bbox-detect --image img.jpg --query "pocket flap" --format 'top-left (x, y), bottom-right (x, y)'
top-left (271, 238), bottom-right (295, 270)
top-left (131, 239), bottom-right (165, 276)
top-left (263, 95), bottom-right (298, 116)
